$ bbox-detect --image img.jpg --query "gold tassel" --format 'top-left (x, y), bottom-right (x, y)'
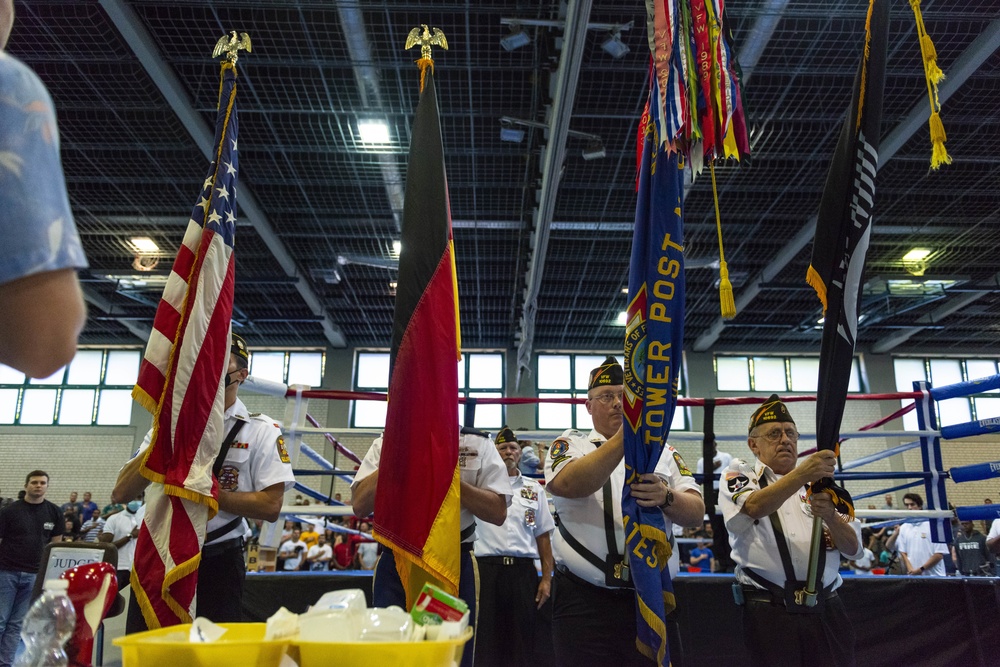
top-left (416, 57), bottom-right (434, 93)
top-left (910, 0), bottom-right (950, 168)
top-left (710, 162), bottom-right (736, 319)
top-left (928, 111), bottom-right (952, 169)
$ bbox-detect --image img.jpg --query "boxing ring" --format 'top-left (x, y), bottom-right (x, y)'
top-left (239, 373), bottom-right (1000, 666)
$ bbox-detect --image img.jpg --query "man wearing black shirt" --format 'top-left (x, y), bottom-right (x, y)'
top-left (952, 520), bottom-right (994, 577)
top-left (0, 470), bottom-right (64, 666)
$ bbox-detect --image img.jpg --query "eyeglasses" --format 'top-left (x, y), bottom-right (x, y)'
top-left (752, 427), bottom-right (799, 443)
top-left (590, 391), bottom-right (623, 405)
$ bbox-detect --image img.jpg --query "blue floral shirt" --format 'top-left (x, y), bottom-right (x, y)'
top-left (0, 52), bottom-right (87, 285)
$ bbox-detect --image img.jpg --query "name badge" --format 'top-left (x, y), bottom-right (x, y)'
top-left (458, 446), bottom-right (481, 471)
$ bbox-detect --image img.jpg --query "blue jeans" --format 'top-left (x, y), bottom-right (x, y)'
top-left (0, 570), bottom-right (35, 667)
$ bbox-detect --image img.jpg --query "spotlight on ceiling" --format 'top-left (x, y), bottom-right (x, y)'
top-left (358, 120), bottom-right (390, 144)
top-left (582, 138), bottom-right (606, 161)
top-left (615, 311), bottom-right (628, 326)
top-left (902, 248), bottom-right (932, 277)
top-left (392, 240), bottom-right (402, 256)
top-left (129, 236), bottom-right (159, 253)
top-left (500, 24), bottom-right (531, 51)
top-left (601, 30), bottom-right (630, 59)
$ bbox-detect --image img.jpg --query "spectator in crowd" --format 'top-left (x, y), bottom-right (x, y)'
top-left (279, 529), bottom-right (308, 571)
top-left (60, 492), bottom-right (82, 518)
top-left (987, 517), bottom-right (1000, 556)
top-left (952, 520), bottom-right (994, 576)
top-left (299, 523), bottom-right (320, 550)
top-left (99, 498), bottom-right (144, 591)
top-left (280, 519), bottom-right (297, 543)
top-left (354, 535), bottom-right (378, 571)
top-left (689, 536), bottom-right (715, 573)
top-left (61, 505), bottom-right (81, 540)
top-left (348, 520), bottom-right (373, 564)
top-left (293, 495), bottom-right (304, 506)
top-left (0, 471), bottom-right (64, 665)
top-left (331, 533), bottom-right (352, 570)
top-left (333, 493), bottom-right (343, 503)
top-left (78, 492), bottom-right (98, 522)
top-left (883, 494), bottom-right (894, 510)
top-left (851, 529), bottom-right (877, 575)
top-left (101, 501), bottom-right (124, 519)
top-left (696, 440), bottom-right (733, 493)
top-left (306, 534), bottom-right (333, 571)
top-left (60, 518), bottom-right (76, 542)
top-left (886, 493), bottom-right (948, 576)
top-left (78, 508), bottom-right (104, 543)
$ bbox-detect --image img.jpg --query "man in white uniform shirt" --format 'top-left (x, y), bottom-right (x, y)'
top-left (720, 395), bottom-right (862, 667)
top-left (114, 333), bottom-right (296, 631)
top-left (352, 425), bottom-right (511, 667)
top-left (99, 499), bottom-right (145, 591)
top-left (544, 357), bottom-right (704, 666)
top-left (474, 426), bottom-right (555, 667)
top-left (886, 493), bottom-right (948, 576)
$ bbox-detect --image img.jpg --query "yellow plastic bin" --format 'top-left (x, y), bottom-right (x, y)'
top-left (113, 622), bottom-right (290, 667)
top-left (294, 627), bottom-right (474, 667)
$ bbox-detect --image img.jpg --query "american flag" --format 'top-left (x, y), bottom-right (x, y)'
top-left (130, 62), bottom-right (239, 629)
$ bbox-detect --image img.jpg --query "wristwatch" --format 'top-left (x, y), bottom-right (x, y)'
top-left (660, 488), bottom-right (674, 509)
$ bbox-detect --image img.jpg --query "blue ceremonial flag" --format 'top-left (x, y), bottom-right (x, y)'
top-left (621, 84), bottom-right (685, 666)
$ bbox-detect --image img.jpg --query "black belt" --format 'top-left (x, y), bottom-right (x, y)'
top-left (556, 564), bottom-right (634, 597)
top-left (478, 555), bottom-right (534, 566)
top-left (740, 584), bottom-right (838, 607)
top-left (202, 537), bottom-right (244, 559)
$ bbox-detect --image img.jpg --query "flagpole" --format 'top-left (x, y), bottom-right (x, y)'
top-left (797, 517), bottom-right (823, 607)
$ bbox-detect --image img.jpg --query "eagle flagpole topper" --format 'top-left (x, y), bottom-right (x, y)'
top-left (212, 32), bottom-right (252, 63)
top-left (406, 24), bottom-right (448, 93)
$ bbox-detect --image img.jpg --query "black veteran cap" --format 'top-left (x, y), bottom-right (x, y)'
top-left (495, 426), bottom-right (518, 445)
top-left (231, 333), bottom-right (249, 361)
top-left (748, 394), bottom-right (794, 434)
top-left (589, 355), bottom-right (624, 390)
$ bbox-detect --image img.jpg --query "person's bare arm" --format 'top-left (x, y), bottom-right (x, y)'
top-left (351, 470), bottom-right (379, 517)
top-left (460, 482), bottom-right (506, 526)
top-left (911, 553), bottom-right (943, 575)
top-left (0, 269), bottom-right (85, 378)
top-left (546, 430), bottom-right (624, 499)
top-left (740, 451), bottom-right (836, 520)
top-left (886, 528), bottom-right (900, 551)
top-left (987, 534), bottom-right (1000, 555)
top-left (217, 482), bottom-right (284, 523)
top-left (99, 529), bottom-right (134, 550)
top-left (112, 455), bottom-right (152, 504)
top-left (535, 531), bottom-right (554, 608)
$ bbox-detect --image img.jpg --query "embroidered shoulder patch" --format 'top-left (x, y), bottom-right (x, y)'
top-left (673, 451), bottom-right (693, 476)
top-left (549, 439), bottom-right (569, 460)
top-left (277, 435), bottom-right (290, 463)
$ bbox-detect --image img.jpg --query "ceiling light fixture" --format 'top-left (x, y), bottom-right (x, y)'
top-left (358, 120), bottom-right (390, 144)
top-left (129, 236), bottom-right (159, 253)
top-left (500, 24), bottom-right (531, 51)
top-left (392, 240), bottom-right (402, 255)
top-left (582, 138), bottom-right (606, 161)
top-left (616, 311), bottom-right (628, 326)
top-left (902, 248), bottom-right (932, 262)
top-left (499, 119), bottom-right (525, 143)
top-left (601, 30), bottom-right (630, 59)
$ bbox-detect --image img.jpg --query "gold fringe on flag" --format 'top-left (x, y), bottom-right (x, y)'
top-left (710, 162), bottom-right (736, 319)
top-left (909, 0), bottom-right (951, 169)
top-left (416, 57), bottom-right (434, 94)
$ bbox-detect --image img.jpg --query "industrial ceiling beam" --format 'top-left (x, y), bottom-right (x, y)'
top-left (515, 0), bottom-right (594, 385)
top-left (81, 285), bottom-right (151, 342)
top-left (99, 0), bottom-right (346, 348)
top-left (693, 17), bottom-right (1000, 353)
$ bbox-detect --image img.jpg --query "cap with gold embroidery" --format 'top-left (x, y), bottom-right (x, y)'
top-left (495, 426), bottom-right (518, 446)
top-left (588, 355), bottom-right (624, 390)
top-left (231, 333), bottom-right (249, 361)
top-left (748, 394), bottom-right (794, 434)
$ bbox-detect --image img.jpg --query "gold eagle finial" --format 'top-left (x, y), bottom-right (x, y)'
top-left (405, 24), bottom-right (448, 62)
top-left (212, 32), bottom-right (252, 63)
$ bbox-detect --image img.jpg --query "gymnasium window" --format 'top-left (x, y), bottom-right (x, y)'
top-left (893, 357), bottom-right (1000, 430)
top-left (248, 350), bottom-right (325, 387)
top-left (714, 356), bottom-right (863, 393)
top-left (351, 351), bottom-right (505, 429)
top-left (0, 349), bottom-right (140, 426)
top-left (535, 353), bottom-right (688, 431)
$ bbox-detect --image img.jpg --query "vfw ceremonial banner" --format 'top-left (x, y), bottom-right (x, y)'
top-left (130, 62), bottom-right (239, 628)
top-left (807, 0), bottom-right (888, 455)
top-left (373, 66), bottom-right (462, 605)
top-left (622, 86), bottom-right (686, 666)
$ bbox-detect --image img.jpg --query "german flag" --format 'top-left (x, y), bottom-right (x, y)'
top-left (372, 65), bottom-right (462, 604)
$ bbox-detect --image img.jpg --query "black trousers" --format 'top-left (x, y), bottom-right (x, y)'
top-left (551, 569), bottom-right (683, 667)
top-left (125, 542), bottom-right (246, 634)
top-left (474, 557), bottom-right (538, 667)
top-left (741, 594), bottom-right (856, 667)
top-left (374, 547), bottom-right (478, 667)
